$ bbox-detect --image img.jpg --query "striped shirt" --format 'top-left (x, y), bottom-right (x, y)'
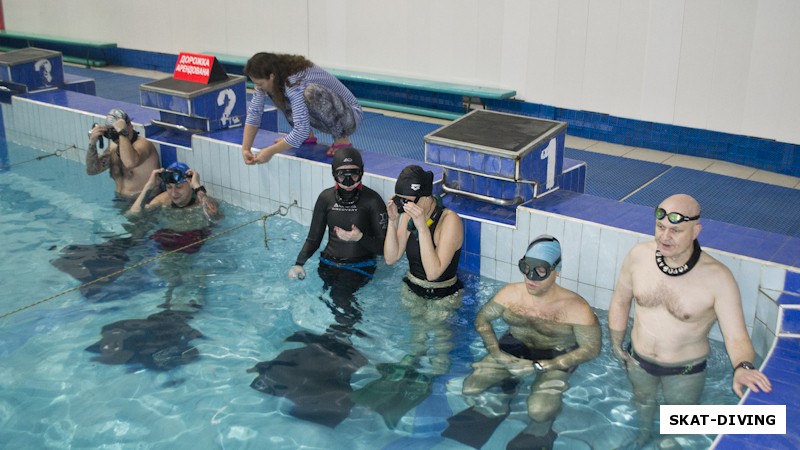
top-left (245, 65), bottom-right (363, 148)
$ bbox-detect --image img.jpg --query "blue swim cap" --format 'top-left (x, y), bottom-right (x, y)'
top-left (524, 235), bottom-right (562, 272)
top-left (163, 162), bottom-right (190, 184)
top-left (167, 162), bottom-right (190, 173)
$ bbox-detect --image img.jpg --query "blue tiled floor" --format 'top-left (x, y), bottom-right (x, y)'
top-left (625, 167), bottom-right (800, 238)
top-left (564, 148), bottom-right (670, 200)
top-left (64, 66), bottom-right (154, 104)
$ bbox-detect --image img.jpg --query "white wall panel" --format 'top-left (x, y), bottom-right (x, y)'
top-left (499, 0), bottom-right (532, 94)
top-left (673, 0), bottom-right (721, 130)
top-left (552, 1), bottom-right (589, 110)
top-left (639, 1), bottom-right (684, 124)
top-left (523, 0), bottom-right (560, 104)
top-left (2, 0), bottom-right (799, 143)
top-left (611, 0), bottom-right (649, 119)
top-left (705, 0), bottom-right (757, 135)
top-left (742, 0), bottom-right (800, 144)
top-left (582, 0), bottom-right (621, 114)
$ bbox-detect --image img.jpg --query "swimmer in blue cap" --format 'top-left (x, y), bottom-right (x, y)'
top-left (127, 162), bottom-right (219, 218)
top-left (444, 235), bottom-right (601, 450)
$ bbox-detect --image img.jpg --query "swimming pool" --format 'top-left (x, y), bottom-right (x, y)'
top-left (0, 141), bottom-right (740, 449)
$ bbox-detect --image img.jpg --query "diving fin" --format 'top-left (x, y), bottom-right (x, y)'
top-left (506, 428), bottom-right (557, 450)
top-left (441, 406), bottom-right (509, 449)
top-left (350, 356), bottom-right (433, 428)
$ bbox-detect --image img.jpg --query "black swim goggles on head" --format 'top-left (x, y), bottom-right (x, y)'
top-left (392, 195), bottom-right (418, 214)
top-left (333, 168), bottom-right (363, 187)
top-left (655, 207), bottom-right (700, 224)
top-left (160, 169), bottom-right (189, 185)
top-left (518, 256), bottom-right (560, 281)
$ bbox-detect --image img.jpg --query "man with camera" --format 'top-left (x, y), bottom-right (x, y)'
top-left (87, 108), bottom-right (160, 201)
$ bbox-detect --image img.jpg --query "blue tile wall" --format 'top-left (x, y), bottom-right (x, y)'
top-left (459, 217), bottom-right (482, 274)
top-left (785, 271), bottom-right (800, 295)
top-left (781, 309), bottom-right (800, 334)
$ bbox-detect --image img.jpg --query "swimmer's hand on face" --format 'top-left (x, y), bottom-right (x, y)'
top-left (89, 124), bottom-right (105, 139)
top-left (288, 265), bottom-right (306, 280)
top-left (386, 197), bottom-right (401, 223)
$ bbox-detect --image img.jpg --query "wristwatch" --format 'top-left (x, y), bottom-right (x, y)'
top-left (117, 128), bottom-right (129, 138)
top-left (193, 185), bottom-right (207, 194)
top-left (734, 361), bottom-right (755, 371)
top-left (533, 361), bottom-right (546, 372)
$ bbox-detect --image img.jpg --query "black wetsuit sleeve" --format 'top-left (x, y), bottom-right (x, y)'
top-left (294, 190), bottom-right (330, 266)
top-left (356, 190), bottom-right (388, 255)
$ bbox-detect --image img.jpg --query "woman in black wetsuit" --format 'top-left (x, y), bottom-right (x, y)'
top-left (383, 165), bottom-right (464, 373)
top-left (287, 147), bottom-right (388, 336)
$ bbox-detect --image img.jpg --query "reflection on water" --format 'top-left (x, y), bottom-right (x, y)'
top-left (0, 144), bottom-right (739, 449)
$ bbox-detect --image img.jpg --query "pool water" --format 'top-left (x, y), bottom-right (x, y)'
top-left (0, 142), bottom-right (739, 449)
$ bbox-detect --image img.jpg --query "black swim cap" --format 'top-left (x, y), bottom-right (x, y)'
top-left (395, 165), bottom-right (433, 197)
top-left (331, 146), bottom-right (364, 171)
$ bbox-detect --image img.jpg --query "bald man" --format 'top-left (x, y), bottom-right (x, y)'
top-left (609, 194), bottom-right (771, 444)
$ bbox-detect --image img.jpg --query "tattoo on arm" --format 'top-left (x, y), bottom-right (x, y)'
top-left (86, 142), bottom-right (109, 174)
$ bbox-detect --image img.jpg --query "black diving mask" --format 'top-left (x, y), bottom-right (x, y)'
top-left (334, 168), bottom-right (363, 187)
top-left (392, 195), bottom-right (418, 214)
top-left (160, 169), bottom-right (189, 185)
top-left (518, 256), bottom-right (560, 281)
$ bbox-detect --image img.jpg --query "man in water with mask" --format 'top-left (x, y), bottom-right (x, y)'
top-left (288, 147), bottom-right (387, 336)
top-left (444, 236), bottom-right (601, 450)
top-left (87, 108), bottom-right (160, 202)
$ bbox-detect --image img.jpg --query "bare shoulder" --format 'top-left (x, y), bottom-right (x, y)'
top-left (135, 137), bottom-right (157, 154)
top-left (441, 208), bottom-right (463, 228)
top-left (697, 251), bottom-right (738, 292)
top-left (629, 240), bottom-right (655, 260)
top-left (492, 282), bottom-right (526, 307)
top-left (147, 192), bottom-right (171, 208)
top-left (558, 286), bottom-right (598, 326)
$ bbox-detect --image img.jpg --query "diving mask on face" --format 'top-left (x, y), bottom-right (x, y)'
top-left (517, 257), bottom-right (559, 281)
top-left (160, 169), bottom-right (189, 185)
top-left (334, 168), bottom-right (363, 187)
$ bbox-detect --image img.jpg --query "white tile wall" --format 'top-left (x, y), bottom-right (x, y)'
top-left (480, 223), bottom-right (497, 260)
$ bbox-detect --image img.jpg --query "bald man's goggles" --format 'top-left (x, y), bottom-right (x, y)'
top-left (518, 256), bottom-right (560, 281)
top-left (160, 169), bottom-right (189, 185)
top-left (655, 207), bottom-right (700, 224)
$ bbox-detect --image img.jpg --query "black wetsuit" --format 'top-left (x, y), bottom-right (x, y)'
top-left (403, 205), bottom-right (462, 298)
top-left (295, 185), bottom-right (387, 336)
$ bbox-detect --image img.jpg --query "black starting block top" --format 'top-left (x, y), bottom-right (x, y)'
top-left (425, 109), bottom-right (566, 158)
top-left (140, 74), bottom-right (245, 98)
top-left (0, 47), bottom-right (61, 66)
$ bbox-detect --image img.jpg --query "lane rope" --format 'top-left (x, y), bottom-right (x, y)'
top-left (0, 200), bottom-right (298, 320)
top-left (2, 145), bottom-right (75, 169)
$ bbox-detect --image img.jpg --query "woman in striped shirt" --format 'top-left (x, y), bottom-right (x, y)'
top-left (241, 52), bottom-right (363, 164)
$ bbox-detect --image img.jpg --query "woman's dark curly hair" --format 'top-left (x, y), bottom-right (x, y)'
top-left (244, 52), bottom-right (314, 111)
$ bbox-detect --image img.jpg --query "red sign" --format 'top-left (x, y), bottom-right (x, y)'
top-left (173, 52), bottom-right (217, 84)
